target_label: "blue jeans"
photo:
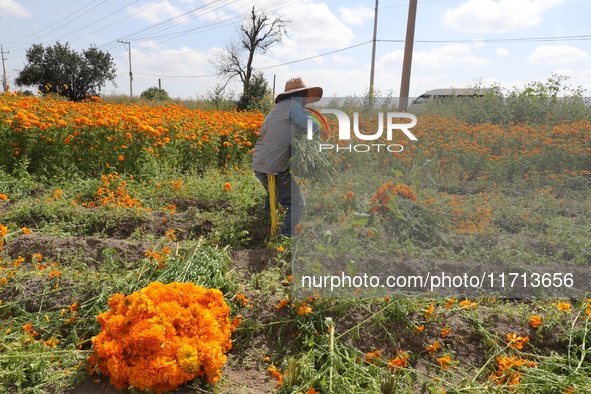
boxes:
[255,170,304,237]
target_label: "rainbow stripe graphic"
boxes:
[305,107,329,130]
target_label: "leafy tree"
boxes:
[140,87,170,101]
[211,6,288,92]
[236,71,273,113]
[15,42,117,101]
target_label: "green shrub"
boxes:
[140,86,170,101]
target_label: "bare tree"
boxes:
[212,6,288,91]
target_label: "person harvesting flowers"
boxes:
[252,77,322,237]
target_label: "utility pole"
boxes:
[368,0,379,100]
[398,0,418,112]
[118,40,133,97]
[1,45,8,92]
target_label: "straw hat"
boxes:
[275,77,323,104]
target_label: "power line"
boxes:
[5,0,101,47]
[110,0,300,50]
[106,0,302,62]
[258,41,372,70]
[52,0,144,44]
[102,0,241,51]
[134,71,217,78]
[131,41,371,79]
[9,0,110,51]
[378,35,591,44]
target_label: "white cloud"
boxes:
[128,0,191,24]
[338,5,374,26]
[0,0,30,18]
[529,45,589,64]
[270,2,354,62]
[379,44,492,68]
[197,1,353,66]
[495,48,509,56]
[444,0,565,33]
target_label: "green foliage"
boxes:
[205,84,236,111]
[15,42,117,101]
[236,71,273,113]
[139,86,170,101]
[414,73,590,125]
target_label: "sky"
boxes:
[1,0,590,100]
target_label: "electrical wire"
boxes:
[378,35,591,44]
[4,0,101,46]
[9,0,110,51]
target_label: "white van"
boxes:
[412,88,492,105]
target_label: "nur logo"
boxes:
[306,109,417,153]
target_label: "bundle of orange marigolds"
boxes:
[87,281,234,391]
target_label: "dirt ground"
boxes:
[0,199,571,393]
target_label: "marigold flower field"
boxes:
[0,93,264,177]
[1,91,591,393]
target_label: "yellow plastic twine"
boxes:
[268,174,280,237]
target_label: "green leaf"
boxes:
[352,212,370,226]
[386,195,404,219]
[346,260,357,277]
[311,260,322,274]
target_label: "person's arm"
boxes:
[290,99,320,137]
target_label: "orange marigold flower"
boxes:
[529,315,542,328]
[23,322,39,337]
[0,194,7,200]
[388,350,409,370]
[268,364,283,387]
[345,191,355,199]
[276,299,289,310]
[88,282,233,391]
[459,300,477,309]
[437,355,451,370]
[414,324,425,333]
[365,350,382,364]
[424,301,435,321]
[426,342,442,355]
[445,298,455,309]
[118,155,124,161]
[21,227,32,234]
[441,327,451,338]
[296,302,313,315]
[507,333,529,349]
[235,293,249,306]
[223,182,232,191]
[556,302,571,312]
